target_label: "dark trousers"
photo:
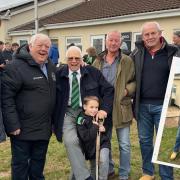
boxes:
[10,138,49,180]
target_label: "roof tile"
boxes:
[10,0,180,31]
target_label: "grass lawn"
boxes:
[158,126,180,165]
[0,120,180,180]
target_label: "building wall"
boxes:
[0,0,83,42]
[47,16,180,63]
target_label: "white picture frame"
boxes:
[152,56,180,168]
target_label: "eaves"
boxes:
[8,8,180,36]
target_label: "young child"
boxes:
[76,96,110,180]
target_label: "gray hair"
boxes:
[106,31,121,40]
[141,21,162,34]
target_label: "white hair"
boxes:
[29,33,51,46]
[141,21,162,34]
[66,46,82,58]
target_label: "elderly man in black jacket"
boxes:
[53,46,114,180]
[1,33,56,180]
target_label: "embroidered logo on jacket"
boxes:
[52,72,56,81]
[33,76,43,80]
[77,117,85,125]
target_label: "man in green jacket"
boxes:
[93,31,135,180]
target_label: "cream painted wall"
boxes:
[7,0,83,28]
[11,30,48,44]
[1,0,83,41]
[48,16,180,63]
[0,21,7,41]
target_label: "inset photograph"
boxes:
[153,57,180,168]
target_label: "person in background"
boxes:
[1,33,56,180]
[11,42,20,60]
[172,31,180,48]
[49,43,59,66]
[2,42,13,62]
[0,41,4,52]
[12,42,20,53]
[83,47,97,65]
[0,41,6,69]
[93,31,135,180]
[76,96,110,180]
[130,21,179,180]
[53,46,114,180]
[172,31,180,57]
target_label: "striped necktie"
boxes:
[71,71,80,110]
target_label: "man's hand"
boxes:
[0,64,5,68]
[96,110,107,121]
[10,129,21,136]
[124,88,128,96]
[99,125,105,132]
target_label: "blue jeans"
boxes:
[106,124,115,175]
[138,103,173,180]
[116,126,131,179]
[174,126,180,152]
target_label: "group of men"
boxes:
[0,41,20,68]
[0,21,179,180]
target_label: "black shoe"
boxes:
[85,176,94,180]
[108,171,115,177]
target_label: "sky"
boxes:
[0,0,33,11]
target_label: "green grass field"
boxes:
[158,126,180,165]
[0,120,180,180]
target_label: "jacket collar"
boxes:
[135,37,178,58]
[98,48,122,62]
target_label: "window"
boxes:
[19,39,28,46]
[132,32,142,50]
[66,37,82,50]
[90,35,105,54]
[121,32,132,52]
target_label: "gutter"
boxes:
[44,8,180,29]
[8,8,180,35]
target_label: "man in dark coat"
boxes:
[53,46,114,180]
[1,33,56,180]
[131,21,179,180]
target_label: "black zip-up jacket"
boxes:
[53,65,114,142]
[76,112,110,160]
[130,38,179,119]
[1,45,56,140]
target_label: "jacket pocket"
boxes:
[120,99,133,123]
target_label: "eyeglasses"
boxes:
[67,57,81,61]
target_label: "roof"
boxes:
[10,0,180,32]
[0,0,33,12]
[0,0,47,15]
